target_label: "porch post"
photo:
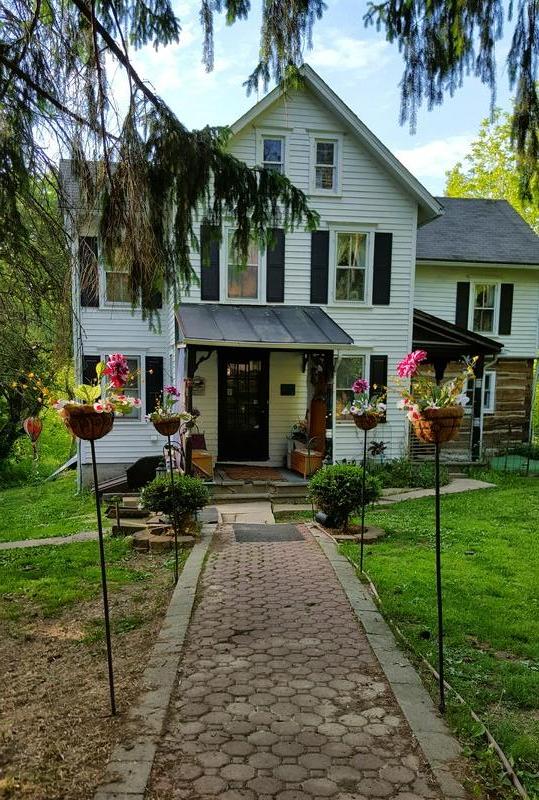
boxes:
[325,351,334,463]
[471,354,485,461]
[185,346,197,476]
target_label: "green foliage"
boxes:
[370,457,450,489]
[0,408,73,487]
[308,464,381,530]
[340,477,539,795]
[446,110,539,233]
[0,473,108,543]
[140,474,209,518]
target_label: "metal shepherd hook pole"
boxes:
[90,439,116,716]
[360,428,368,572]
[434,441,446,713]
[166,434,180,585]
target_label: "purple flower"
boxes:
[352,378,369,394]
[164,385,180,396]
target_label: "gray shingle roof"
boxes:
[417,197,539,265]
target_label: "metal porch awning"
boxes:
[176,303,354,349]
[413,308,503,357]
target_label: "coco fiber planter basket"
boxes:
[413,406,464,444]
[353,413,381,431]
[60,404,114,441]
[152,417,183,436]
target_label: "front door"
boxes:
[218,350,269,461]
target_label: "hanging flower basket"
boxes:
[23,416,43,443]
[412,406,464,444]
[152,417,184,436]
[353,413,381,431]
[60,404,114,441]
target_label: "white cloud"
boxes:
[395,135,474,182]
[309,34,389,72]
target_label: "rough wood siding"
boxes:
[415,264,539,358]
[78,307,170,466]
[483,359,534,450]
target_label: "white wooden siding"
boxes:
[415,264,539,358]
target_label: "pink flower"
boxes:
[406,405,421,422]
[164,385,180,396]
[396,350,428,378]
[103,353,130,389]
[352,378,369,394]
[132,398,142,407]
[93,402,114,413]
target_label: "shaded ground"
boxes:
[147,523,462,800]
[0,546,184,800]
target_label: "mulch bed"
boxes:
[0,554,174,800]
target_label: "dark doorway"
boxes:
[218,350,269,461]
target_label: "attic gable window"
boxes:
[262,137,284,173]
[315,139,337,191]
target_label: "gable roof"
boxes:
[413,308,503,356]
[230,64,443,226]
[417,197,539,266]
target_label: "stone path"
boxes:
[0,530,97,550]
[147,524,465,800]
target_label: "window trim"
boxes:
[334,353,367,425]
[256,130,288,176]
[309,133,342,195]
[329,228,373,306]
[482,371,496,414]
[469,281,499,335]
[221,228,267,304]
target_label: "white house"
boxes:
[61,65,539,486]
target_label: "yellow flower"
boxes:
[11,381,17,388]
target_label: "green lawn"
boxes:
[340,475,539,797]
[0,407,73,487]
[0,473,109,542]
[0,537,153,620]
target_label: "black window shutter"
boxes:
[266,228,285,303]
[200,225,220,301]
[82,355,101,385]
[369,355,388,422]
[145,357,164,414]
[142,286,163,309]
[455,282,470,328]
[498,283,514,335]
[372,232,392,305]
[79,236,99,307]
[310,231,329,304]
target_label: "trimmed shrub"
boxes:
[370,457,449,489]
[308,464,382,531]
[140,474,209,520]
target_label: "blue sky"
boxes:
[120,0,516,195]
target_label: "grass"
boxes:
[0,472,110,543]
[0,408,73,487]
[0,537,156,620]
[339,473,539,797]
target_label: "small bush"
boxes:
[370,457,449,489]
[140,474,209,519]
[308,464,381,531]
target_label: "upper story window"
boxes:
[335,232,367,302]
[262,137,284,174]
[105,261,130,304]
[227,233,259,300]
[472,283,497,333]
[315,139,337,191]
[335,355,365,421]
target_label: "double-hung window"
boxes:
[315,140,337,191]
[472,284,497,333]
[106,355,141,420]
[335,355,365,421]
[335,232,367,302]
[104,261,131,304]
[227,232,259,300]
[483,372,496,413]
[262,137,284,173]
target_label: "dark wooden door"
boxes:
[218,350,269,461]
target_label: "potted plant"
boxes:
[147,385,191,436]
[343,378,386,430]
[54,353,141,440]
[395,350,474,443]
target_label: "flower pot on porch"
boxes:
[412,406,464,444]
[352,413,380,431]
[60,404,114,441]
[152,417,183,436]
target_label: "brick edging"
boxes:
[94,524,216,800]
[310,524,468,800]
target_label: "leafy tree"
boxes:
[446,110,539,233]
[0,0,538,315]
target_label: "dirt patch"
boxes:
[0,553,175,800]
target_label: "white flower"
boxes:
[456,393,470,406]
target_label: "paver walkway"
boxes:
[147,524,460,800]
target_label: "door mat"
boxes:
[233,524,304,543]
[223,466,285,482]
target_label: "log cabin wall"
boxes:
[483,359,534,452]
